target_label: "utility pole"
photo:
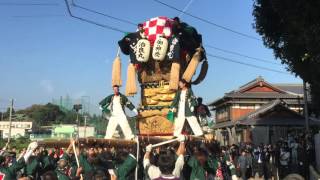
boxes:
[303,80,309,132]
[84,115,87,138]
[73,104,82,139]
[8,99,14,143]
[76,113,79,139]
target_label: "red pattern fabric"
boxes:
[0,172,5,180]
[143,16,173,45]
[216,166,224,179]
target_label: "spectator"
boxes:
[237,150,248,180]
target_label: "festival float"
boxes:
[116,16,209,136]
[40,16,211,148]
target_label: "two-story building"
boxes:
[209,76,320,145]
[0,121,33,139]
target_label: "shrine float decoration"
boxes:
[113,16,208,136]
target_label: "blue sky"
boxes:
[0,0,301,114]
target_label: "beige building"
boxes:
[0,121,33,139]
[51,124,95,139]
[78,126,95,138]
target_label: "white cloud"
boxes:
[40,80,54,94]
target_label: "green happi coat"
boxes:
[79,154,94,175]
[99,93,135,115]
[188,155,219,180]
[25,157,41,178]
[0,158,25,180]
[115,154,137,180]
[55,169,71,180]
[170,88,198,117]
[60,153,78,178]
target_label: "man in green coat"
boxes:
[114,153,137,180]
[0,142,38,180]
[55,158,83,180]
[170,79,203,136]
[99,85,138,140]
[187,147,219,180]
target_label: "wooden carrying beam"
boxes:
[37,136,209,148]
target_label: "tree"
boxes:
[253,0,320,116]
[17,103,67,126]
[89,114,107,135]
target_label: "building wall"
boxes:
[0,121,32,139]
[51,125,96,139]
[216,106,229,123]
[230,104,261,121]
[78,126,95,138]
[216,104,262,122]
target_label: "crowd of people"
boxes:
[225,133,315,180]
[0,133,315,180]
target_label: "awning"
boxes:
[238,117,320,126]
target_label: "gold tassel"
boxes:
[125,63,137,96]
[169,61,180,90]
[111,48,122,87]
[182,51,201,82]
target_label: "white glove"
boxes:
[146,144,152,152]
[108,169,115,175]
[177,135,186,142]
[99,106,103,110]
[27,142,38,151]
[133,109,138,116]
[231,175,238,180]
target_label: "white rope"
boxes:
[116,46,121,57]
[135,137,139,180]
[151,138,179,148]
[72,141,83,180]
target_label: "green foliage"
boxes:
[89,114,107,135]
[0,137,31,151]
[5,103,106,136]
[17,103,66,126]
[253,0,320,115]
[15,103,79,126]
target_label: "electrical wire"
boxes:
[64,2,275,67]
[11,15,65,18]
[64,0,126,33]
[178,0,195,18]
[0,2,59,6]
[206,45,281,65]
[63,1,289,75]
[206,53,290,75]
[71,2,137,26]
[152,0,261,41]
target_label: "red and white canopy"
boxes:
[142,16,173,45]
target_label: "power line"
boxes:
[63,1,289,75]
[0,2,59,6]
[206,53,290,75]
[64,0,126,33]
[205,45,281,65]
[178,0,195,18]
[71,2,137,26]
[65,2,275,67]
[11,15,65,18]
[152,0,261,41]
